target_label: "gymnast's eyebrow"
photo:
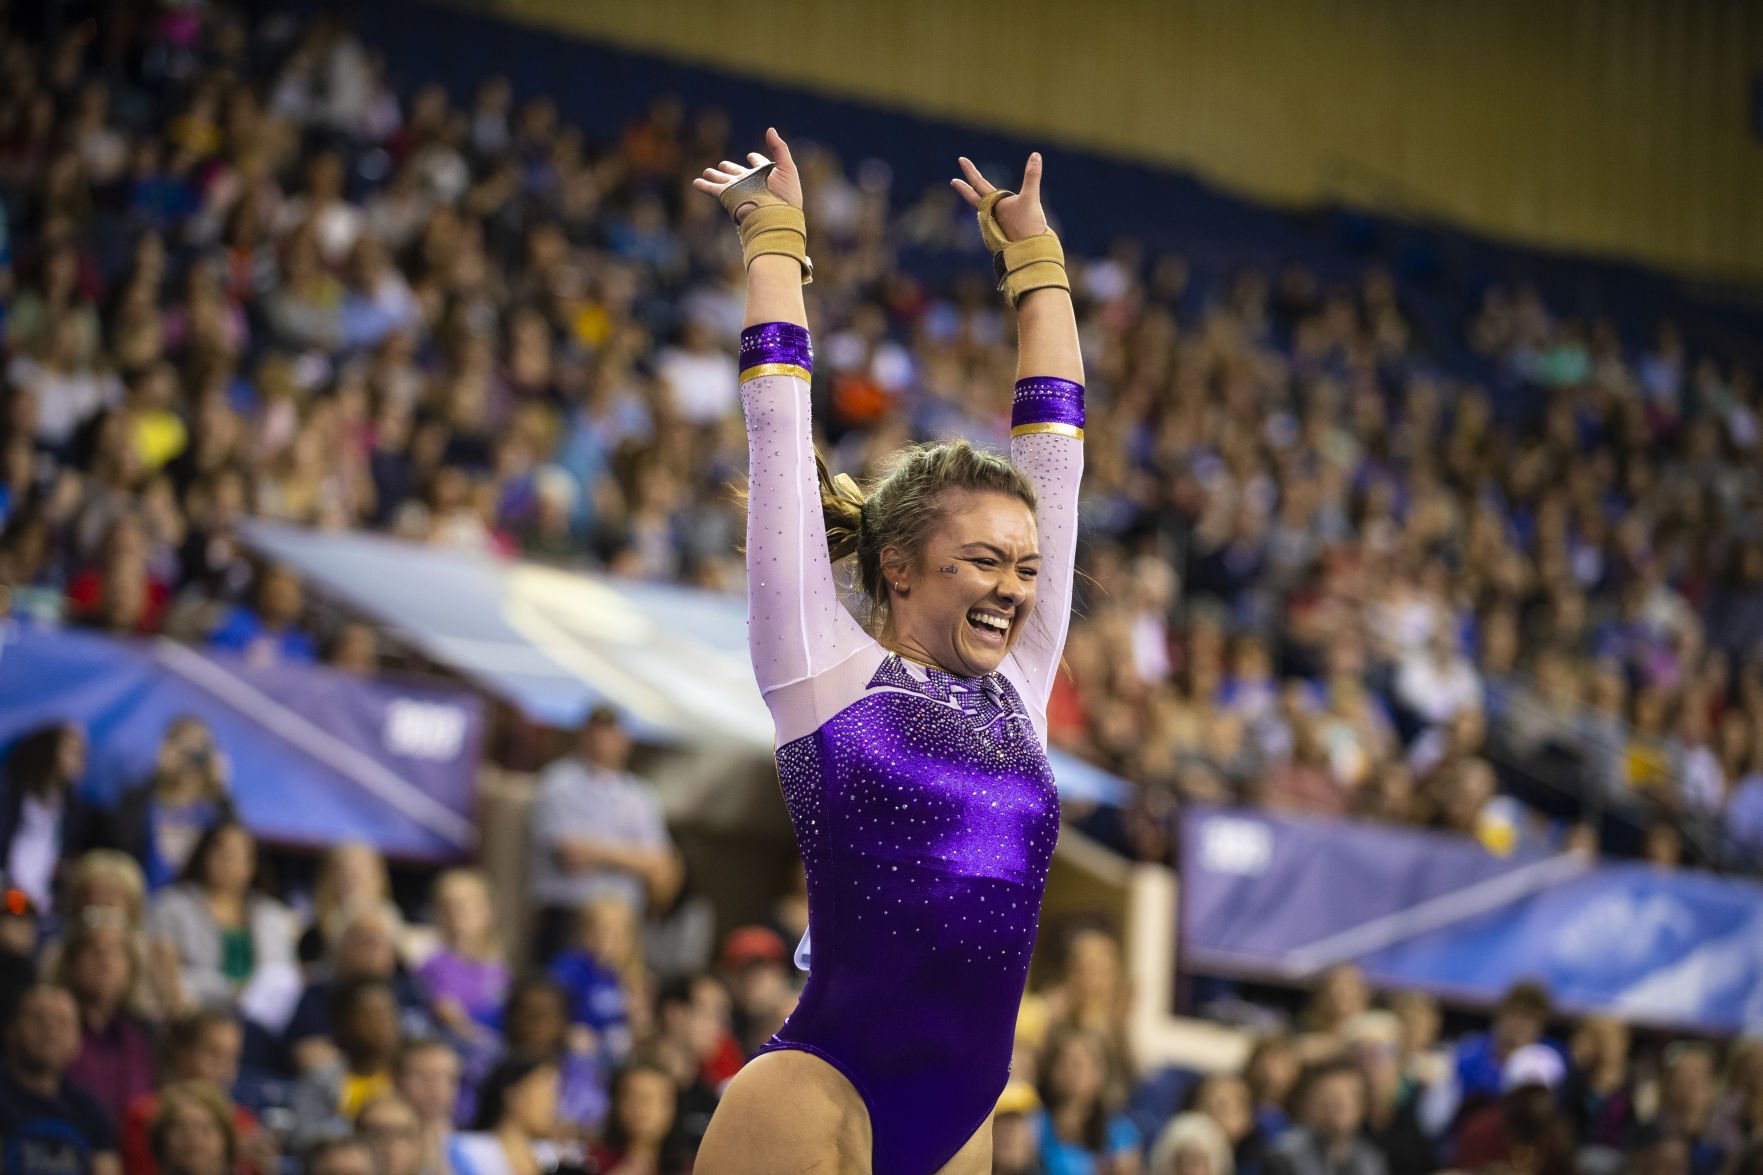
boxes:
[962,542,1041,562]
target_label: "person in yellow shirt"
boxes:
[289,978,402,1149]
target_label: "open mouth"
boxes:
[966,609,1011,645]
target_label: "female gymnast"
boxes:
[692,128,1084,1175]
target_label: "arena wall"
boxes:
[489,0,1763,283]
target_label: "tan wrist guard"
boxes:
[719,163,813,285]
[977,189,1068,307]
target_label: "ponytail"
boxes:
[815,452,867,564]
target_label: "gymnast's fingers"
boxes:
[950,178,983,209]
[1021,152,1043,202]
[957,156,994,195]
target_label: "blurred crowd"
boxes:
[2,0,1763,1173]
[0,707,751,1175]
[8,732,1763,1175]
[1,0,1760,880]
[1001,953,1763,1175]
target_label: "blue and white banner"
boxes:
[1180,807,1763,1033]
[242,521,1132,806]
[0,625,483,859]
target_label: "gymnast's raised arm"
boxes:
[951,152,1086,722]
[695,129,870,698]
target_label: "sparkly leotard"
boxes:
[739,322,1084,1174]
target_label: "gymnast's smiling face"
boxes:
[882,488,1039,678]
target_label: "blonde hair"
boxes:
[313,842,390,926]
[431,868,502,960]
[151,1080,238,1166]
[49,907,155,1022]
[812,440,1036,628]
[1150,1112,1235,1175]
[65,850,148,926]
[323,896,407,950]
[575,896,641,984]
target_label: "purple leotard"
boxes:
[739,322,1083,1174]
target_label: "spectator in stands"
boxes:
[62,850,150,929]
[549,897,636,1061]
[392,1039,462,1175]
[68,513,171,636]
[1264,1059,1385,1175]
[299,843,394,967]
[586,1056,691,1175]
[1650,1042,1726,1175]
[0,887,39,1027]
[289,977,403,1148]
[1452,981,1557,1116]
[354,1094,424,1175]
[146,1082,236,1175]
[1039,929,1132,1064]
[1395,627,1482,733]
[492,976,607,1137]
[325,623,381,677]
[528,707,680,963]
[207,564,317,666]
[716,924,793,1059]
[453,1055,561,1175]
[286,901,432,1074]
[1561,1015,1638,1154]
[302,1137,376,1175]
[993,1080,1048,1174]
[1033,1024,1141,1174]
[1452,1044,1573,1175]
[415,869,508,1038]
[148,820,299,1020]
[1298,964,1371,1049]
[1342,1012,1434,1175]
[109,717,236,890]
[120,1009,262,1175]
[0,721,97,910]
[1149,1113,1235,1175]
[1184,1074,1263,1175]
[1243,1036,1301,1141]
[648,976,727,1153]
[1711,1039,1763,1158]
[1385,992,1442,1092]
[51,910,158,1122]
[0,984,121,1175]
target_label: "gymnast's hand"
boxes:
[692,126,803,222]
[951,151,1048,242]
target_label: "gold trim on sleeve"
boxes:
[1009,421,1084,439]
[739,363,813,384]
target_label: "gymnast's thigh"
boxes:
[695,1048,875,1175]
[932,1116,994,1175]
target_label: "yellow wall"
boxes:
[493,0,1763,283]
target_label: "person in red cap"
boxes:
[717,926,791,1058]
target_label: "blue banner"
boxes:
[1180,807,1763,1033]
[0,625,483,859]
[242,521,1132,806]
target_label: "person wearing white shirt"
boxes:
[655,320,739,426]
[0,725,95,911]
[527,708,681,964]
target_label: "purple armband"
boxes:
[739,322,814,383]
[1010,377,1085,439]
